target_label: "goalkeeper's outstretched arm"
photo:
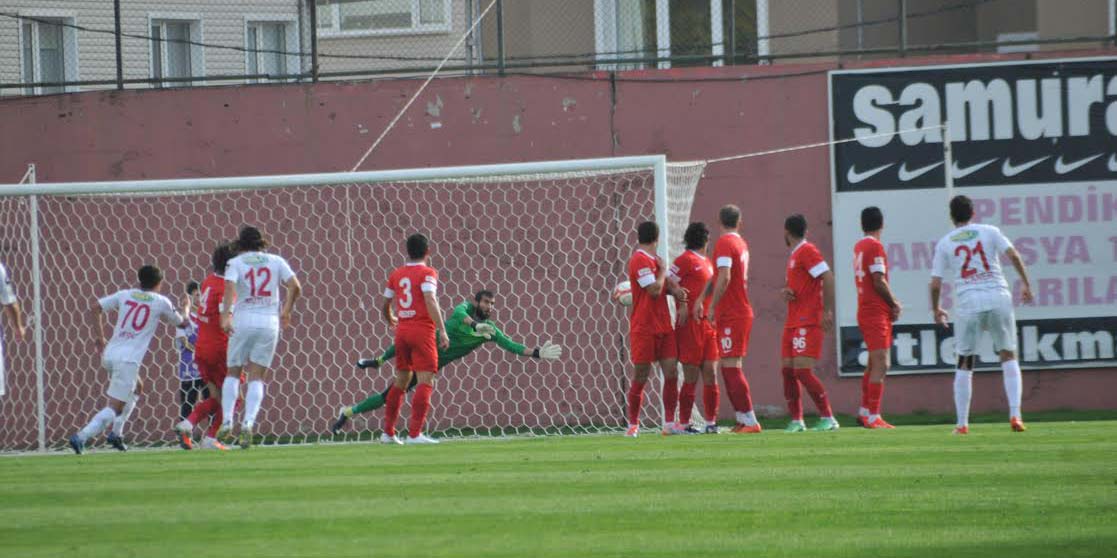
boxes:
[491,326,562,361]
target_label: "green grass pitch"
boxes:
[2,417,1115,558]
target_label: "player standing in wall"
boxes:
[380,233,451,444]
[930,195,1034,434]
[853,207,902,429]
[0,260,27,400]
[218,227,302,449]
[174,281,206,421]
[780,215,839,433]
[70,265,190,454]
[705,205,761,434]
[669,223,721,434]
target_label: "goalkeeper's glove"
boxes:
[471,322,496,340]
[532,341,563,361]
[356,357,382,369]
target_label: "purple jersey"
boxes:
[175,319,200,381]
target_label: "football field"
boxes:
[2,416,1115,558]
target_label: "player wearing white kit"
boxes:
[69,265,190,454]
[930,195,1034,435]
[1,261,28,399]
[217,226,302,449]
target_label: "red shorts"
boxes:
[716,316,753,359]
[857,315,893,352]
[677,319,718,366]
[194,345,228,386]
[396,327,439,372]
[782,326,823,359]
[630,330,677,365]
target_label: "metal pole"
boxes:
[25,165,47,452]
[943,122,955,205]
[727,0,736,64]
[496,0,505,76]
[309,0,319,82]
[465,0,474,74]
[898,0,907,57]
[113,0,124,90]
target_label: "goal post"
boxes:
[0,155,706,451]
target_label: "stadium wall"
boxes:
[1,49,1114,422]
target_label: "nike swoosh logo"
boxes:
[951,158,997,179]
[847,163,894,184]
[1110,154,1117,172]
[1001,156,1049,177]
[897,161,943,182]
[1055,154,1102,174]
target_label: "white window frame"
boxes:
[244,16,300,83]
[317,0,452,38]
[996,31,1040,54]
[148,14,205,88]
[18,10,80,95]
[594,0,726,71]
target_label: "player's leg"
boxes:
[658,332,684,435]
[625,331,656,437]
[336,367,420,434]
[990,300,1025,431]
[786,327,836,432]
[239,361,270,449]
[219,329,247,436]
[380,368,411,443]
[718,317,758,432]
[700,360,719,433]
[405,371,438,443]
[856,319,871,427]
[864,349,893,428]
[108,380,140,451]
[71,361,132,454]
[677,364,700,433]
[356,344,396,369]
[952,312,979,434]
[781,351,805,432]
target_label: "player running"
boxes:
[0,260,27,400]
[853,207,902,429]
[330,290,562,435]
[624,221,687,438]
[705,205,761,434]
[779,214,839,433]
[175,243,236,450]
[669,222,720,434]
[380,233,451,444]
[218,227,302,449]
[930,195,1034,435]
[70,265,190,454]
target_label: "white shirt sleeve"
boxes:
[160,297,184,325]
[277,257,296,282]
[992,226,1014,254]
[420,274,438,293]
[0,263,15,305]
[930,239,949,278]
[715,256,732,269]
[808,261,830,278]
[98,291,122,312]
[223,258,241,282]
[668,264,681,282]
[868,257,886,274]
[635,267,656,288]
[383,288,395,299]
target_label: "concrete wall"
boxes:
[2,49,1115,433]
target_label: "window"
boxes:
[150,19,202,87]
[316,0,451,36]
[20,16,77,95]
[595,0,752,70]
[247,21,298,82]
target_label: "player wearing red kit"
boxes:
[175,243,236,450]
[624,221,687,438]
[669,222,720,434]
[853,207,902,429]
[779,214,838,432]
[381,233,450,445]
[705,205,760,434]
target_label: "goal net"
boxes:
[0,156,705,451]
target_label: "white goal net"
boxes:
[0,156,705,451]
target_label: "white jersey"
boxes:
[99,289,183,364]
[931,223,1014,313]
[0,262,15,306]
[224,251,296,328]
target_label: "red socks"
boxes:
[702,383,720,423]
[860,371,871,410]
[868,381,885,415]
[678,382,697,424]
[795,368,833,417]
[383,385,405,437]
[187,397,217,426]
[720,367,753,413]
[627,380,646,426]
[782,367,803,420]
[408,383,434,438]
[662,379,679,424]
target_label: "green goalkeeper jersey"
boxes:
[380,301,526,368]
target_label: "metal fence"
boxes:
[2,0,1115,96]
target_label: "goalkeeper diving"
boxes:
[331,290,563,435]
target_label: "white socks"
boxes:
[1002,359,1022,419]
[111,393,139,436]
[221,376,241,426]
[735,411,757,427]
[243,380,265,428]
[859,407,870,417]
[77,407,117,442]
[954,369,973,427]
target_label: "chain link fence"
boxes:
[2,0,1115,96]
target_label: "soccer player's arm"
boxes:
[452,302,493,338]
[489,326,561,361]
[668,262,688,325]
[422,273,450,349]
[220,260,239,333]
[93,292,119,351]
[868,245,901,320]
[0,266,25,341]
[806,249,835,332]
[997,230,1034,304]
[381,280,397,329]
[707,246,732,321]
[929,240,949,327]
[279,259,301,329]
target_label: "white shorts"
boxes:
[0,339,6,397]
[953,296,1018,356]
[103,358,141,402]
[227,325,279,369]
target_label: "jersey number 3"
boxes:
[398,278,414,308]
[955,242,991,279]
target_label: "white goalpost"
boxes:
[0,155,706,451]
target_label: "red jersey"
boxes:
[785,240,829,328]
[854,236,891,319]
[194,273,228,349]
[386,263,439,332]
[670,250,714,316]
[712,232,753,321]
[627,249,673,335]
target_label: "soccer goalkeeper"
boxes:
[331,290,562,437]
